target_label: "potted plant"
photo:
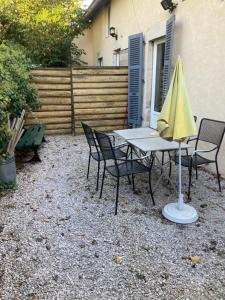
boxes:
[0,42,40,185]
[0,111,25,184]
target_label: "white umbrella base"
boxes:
[162,203,198,224]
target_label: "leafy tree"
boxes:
[0,0,87,66]
[0,42,40,153]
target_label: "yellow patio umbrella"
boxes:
[157,56,198,224]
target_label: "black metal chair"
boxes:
[173,118,225,198]
[81,122,128,191]
[94,130,155,215]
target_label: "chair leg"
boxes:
[169,159,172,178]
[188,158,193,199]
[167,152,172,185]
[87,153,91,179]
[194,155,198,180]
[148,171,155,206]
[115,177,120,215]
[161,151,165,174]
[132,174,135,191]
[195,166,198,180]
[96,161,100,191]
[215,161,222,192]
[100,164,106,199]
[127,175,131,185]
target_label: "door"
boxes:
[150,39,165,128]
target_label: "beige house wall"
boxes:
[76,0,225,176]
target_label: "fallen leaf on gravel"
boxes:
[113,255,123,264]
[0,192,7,197]
[182,255,200,265]
[0,234,16,241]
[43,217,50,223]
[79,243,85,249]
[91,239,97,245]
[190,256,200,264]
[56,216,71,225]
[0,204,15,209]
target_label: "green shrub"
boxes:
[0,0,87,67]
[0,42,40,154]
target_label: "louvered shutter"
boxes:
[162,15,175,102]
[128,33,144,126]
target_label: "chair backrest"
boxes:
[94,130,117,162]
[81,121,98,149]
[197,118,225,149]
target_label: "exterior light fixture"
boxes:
[109,27,118,40]
[161,0,177,13]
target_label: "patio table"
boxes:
[114,127,157,140]
[114,128,191,193]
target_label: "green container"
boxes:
[0,155,16,183]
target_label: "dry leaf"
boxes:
[0,204,15,209]
[182,255,200,265]
[190,256,200,264]
[0,234,16,241]
[43,217,50,223]
[113,255,123,264]
[56,216,71,225]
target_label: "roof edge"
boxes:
[85,0,110,20]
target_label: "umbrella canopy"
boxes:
[157,56,198,224]
[157,57,197,140]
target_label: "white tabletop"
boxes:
[128,137,190,152]
[114,127,157,140]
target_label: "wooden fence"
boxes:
[27,68,72,135]
[72,67,128,134]
[27,67,128,135]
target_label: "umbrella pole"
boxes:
[162,141,198,224]
[178,142,184,210]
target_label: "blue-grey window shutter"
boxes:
[162,15,175,102]
[128,32,144,126]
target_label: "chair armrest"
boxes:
[106,133,116,146]
[117,154,152,162]
[98,131,116,146]
[191,146,218,158]
[187,137,197,144]
[113,142,128,149]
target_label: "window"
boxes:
[119,49,128,66]
[113,49,128,66]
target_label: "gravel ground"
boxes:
[0,135,225,300]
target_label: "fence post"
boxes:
[70,66,75,135]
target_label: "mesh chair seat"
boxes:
[174,154,214,167]
[91,149,127,161]
[106,161,149,177]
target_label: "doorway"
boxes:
[150,39,165,128]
